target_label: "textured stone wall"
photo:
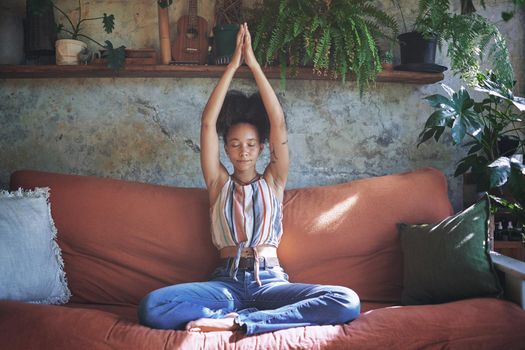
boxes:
[1,0,523,212]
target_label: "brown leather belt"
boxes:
[220,245,277,259]
[221,256,280,270]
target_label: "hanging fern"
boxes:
[249,0,398,95]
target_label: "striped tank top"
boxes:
[210,175,283,250]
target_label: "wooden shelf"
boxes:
[494,241,525,261]
[0,64,444,84]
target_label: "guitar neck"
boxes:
[188,0,197,26]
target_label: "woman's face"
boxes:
[225,123,264,172]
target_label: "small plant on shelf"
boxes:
[381,49,394,71]
[30,0,126,69]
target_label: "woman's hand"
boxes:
[243,23,259,69]
[228,24,245,70]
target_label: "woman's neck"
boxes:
[232,171,260,185]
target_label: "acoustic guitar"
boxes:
[171,0,208,64]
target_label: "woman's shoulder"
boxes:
[209,173,231,208]
[262,173,285,204]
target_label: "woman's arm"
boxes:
[200,25,246,200]
[243,23,289,194]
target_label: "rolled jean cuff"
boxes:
[235,314,255,335]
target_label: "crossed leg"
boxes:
[137,280,243,331]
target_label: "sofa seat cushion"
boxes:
[60,302,399,324]
[2,298,524,349]
[63,303,140,323]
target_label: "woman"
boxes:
[138,23,360,335]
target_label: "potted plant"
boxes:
[417,71,525,210]
[392,0,513,86]
[29,0,125,69]
[390,0,441,71]
[501,0,524,21]
[381,48,394,71]
[212,0,243,65]
[249,0,398,94]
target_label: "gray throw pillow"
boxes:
[0,187,71,304]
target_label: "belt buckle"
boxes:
[240,250,254,258]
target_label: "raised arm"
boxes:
[243,23,289,195]
[200,25,246,201]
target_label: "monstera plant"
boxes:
[418,71,525,222]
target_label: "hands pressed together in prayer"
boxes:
[228,22,259,71]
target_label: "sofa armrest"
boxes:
[490,251,525,310]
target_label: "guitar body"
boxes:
[172,15,208,64]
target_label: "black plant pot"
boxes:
[24,0,56,64]
[398,31,436,64]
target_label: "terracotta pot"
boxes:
[381,63,393,71]
[55,39,87,65]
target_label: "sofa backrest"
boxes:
[280,167,453,303]
[11,167,453,305]
[10,170,218,305]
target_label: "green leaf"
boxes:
[453,87,473,111]
[103,13,115,34]
[424,94,454,109]
[441,84,456,98]
[455,154,477,176]
[507,161,525,205]
[463,111,483,137]
[425,110,452,128]
[434,126,445,141]
[417,128,435,147]
[104,41,126,70]
[488,157,511,187]
[451,116,467,144]
[476,73,525,111]
[468,143,483,154]
[473,102,484,113]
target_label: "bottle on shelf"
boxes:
[495,221,504,241]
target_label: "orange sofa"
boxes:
[2,168,525,349]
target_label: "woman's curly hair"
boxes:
[216,90,270,144]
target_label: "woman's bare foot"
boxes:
[186,312,240,332]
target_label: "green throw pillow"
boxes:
[397,194,503,305]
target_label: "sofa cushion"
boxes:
[0,187,71,304]
[279,167,454,303]
[1,298,524,349]
[10,170,219,305]
[398,194,503,305]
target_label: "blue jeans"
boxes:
[137,265,360,335]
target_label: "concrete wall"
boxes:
[1,0,523,212]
